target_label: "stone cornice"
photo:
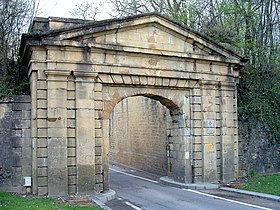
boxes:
[44,70,71,76]
[26,40,242,65]
[97,73,199,89]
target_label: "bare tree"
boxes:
[108,0,187,18]
[69,0,103,20]
[0,0,39,94]
[107,0,212,30]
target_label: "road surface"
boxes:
[106,165,279,210]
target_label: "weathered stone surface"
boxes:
[0,96,31,193]
[110,96,170,176]
[239,119,280,176]
[48,137,68,196]
[16,13,244,196]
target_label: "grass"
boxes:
[0,192,102,210]
[237,174,280,196]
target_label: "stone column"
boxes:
[219,83,237,181]
[45,70,70,196]
[190,84,203,183]
[30,70,38,194]
[168,93,192,183]
[182,94,192,183]
[74,72,97,194]
[168,110,184,182]
[200,82,218,183]
[102,118,110,191]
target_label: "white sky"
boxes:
[37,0,113,20]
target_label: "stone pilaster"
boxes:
[159,92,192,183]
[45,70,70,196]
[94,82,104,193]
[102,118,109,191]
[67,74,77,194]
[190,85,203,182]
[182,93,192,183]
[74,71,97,194]
[200,82,218,183]
[219,83,237,181]
[30,70,38,194]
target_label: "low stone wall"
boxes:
[0,95,31,193]
[238,118,280,176]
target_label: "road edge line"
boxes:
[109,168,159,184]
[185,189,273,210]
[220,187,280,202]
[125,201,143,210]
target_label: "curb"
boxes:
[92,199,112,210]
[220,187,280,202]
[160,176,219,190]
[91,190,116,210]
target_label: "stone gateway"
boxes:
[18,13,245,196]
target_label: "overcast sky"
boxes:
[37,0,112,20]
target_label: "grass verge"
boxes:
[237,174,280,196]
[0,192,102,210]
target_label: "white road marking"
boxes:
[110,166,273,210]
[185,189,273,210]
[125,201,143,210]
[109,168,159,184]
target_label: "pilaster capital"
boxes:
[218,81,237,88]
[45,70,71,81]
[199,80,220,90]
[73,71,98,83]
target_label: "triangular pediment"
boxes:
[25,13,245,64]
[77,23,221,57]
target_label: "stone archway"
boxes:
[20,13,245,196]
[101,85,193,191]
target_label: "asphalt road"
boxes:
[106,165,279,210]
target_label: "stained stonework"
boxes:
[239,119,280,176]
[110,96,171,176]
[0,96,31,193]
[19,13,245,196]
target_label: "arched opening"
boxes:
[109,96,172,176]
[101,87,193,191]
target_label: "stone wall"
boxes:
[239,119,280,176]
[109,96,171,176]
[0,95,31,193]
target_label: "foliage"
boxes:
[238,174,280,196]
[108,0,280,144]
[0,192,102,209]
